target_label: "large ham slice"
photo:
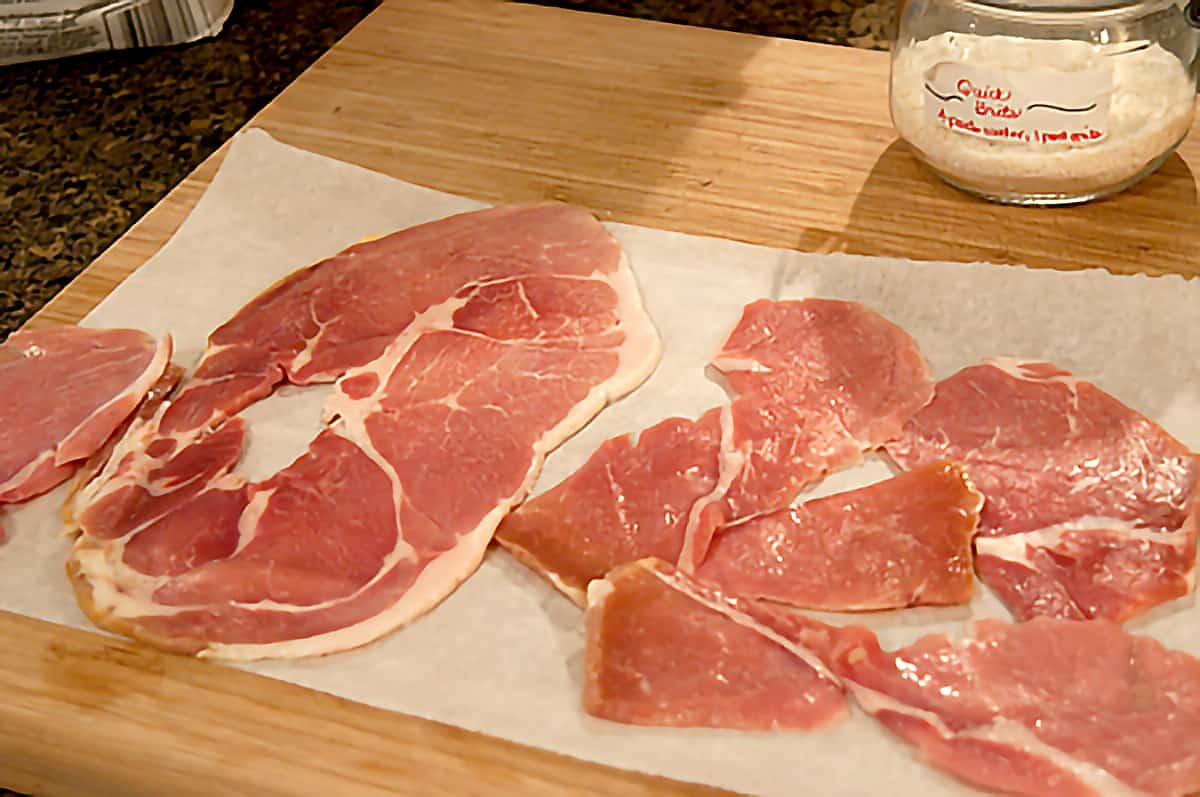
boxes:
[834,617,1200,797]
[584,558,849,730]
[0,326,171,541]
[496,299,934,603]
[886,358,1200,623]
[694,461,983,611]
[65,204,661,660]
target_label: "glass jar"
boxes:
[889,0,1200,205]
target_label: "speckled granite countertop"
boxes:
[0,0,892,338]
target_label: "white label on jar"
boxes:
[923,60,1113,146]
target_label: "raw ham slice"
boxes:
[694,461,983,611]
[496,409,723,605]
[678,298,935,570]
[65,204,661,659]
[584,558,848,730]
[833,617,1200,797]
[496,299,934,603]
[0,326,171,541]
[886,358,1200,623]
[62,364,184,527]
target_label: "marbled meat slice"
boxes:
[584,557,849,730]
[62,363,184,528]
[65,204,661,659]
[695,461,983,611]
[834,617,1200,797]
[0,326,171,541]
[886,358,1200,623]
[495,408,723,605]
[678,298,935,570]
[496,299,934,602]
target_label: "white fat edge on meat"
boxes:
[706,301,771,377]
[976,516,1195,570]
[108,295,492,638]
[985,356,1087,434]
[204,410,614,661]
[845,681,1151,797]
[985,356,1086,389]
[199,498,509,660]
[1,333,171,499]
[678,397,877,572]
[71,471,247,617]
[564,251,663,417]
[544,569,588,607]
[71,542,180,618]
[67,401,170,513]
[677,403,742,573]
[585,576,615,607]
[69,383,225,513]
[649,562,842,686]
[0,447,59,501]
[70,250,661,659]
[68,417,221,533]
[69,332,316,524]
[676,401,863,572]
[55,333,174,466]
[200,251,661,659]
[709,354,771,375]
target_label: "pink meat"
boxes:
[886,358,1200,623]
[834,617,1200,797]
[0,326,170,540]
[678,298,935,570]
[495,409,723,606]
[694,461,983,611]
[496,299,934,602]
[583,557,848,730]
[65,204,661,659]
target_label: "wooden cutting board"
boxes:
[7,1,1199,794]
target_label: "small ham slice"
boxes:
[496,299,934,603]
[887,358,1200,623]
[65,204,661,659]
[584,557,848,730]
[694,461,983,611]
[0,326,171,540]
[678,299,935,570]
[834,617,1200,797]
[497,409,723,605]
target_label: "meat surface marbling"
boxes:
[0,326,171,541]
[887,358,1199,623]
[695,461,983,611]
[65,204,661,659]
[584,558,849,730]
[496,298,935,602]
[835,617,1200,797]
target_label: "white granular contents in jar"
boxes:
[891,33,1197,198]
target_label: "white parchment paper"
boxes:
[4,129,1199,797]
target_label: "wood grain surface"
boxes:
[8,0,1200,794]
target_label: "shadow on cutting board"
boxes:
[833,139,1200,278]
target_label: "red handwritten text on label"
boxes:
[924,62,1111,147]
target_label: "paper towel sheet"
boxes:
[4,129,1198,797]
